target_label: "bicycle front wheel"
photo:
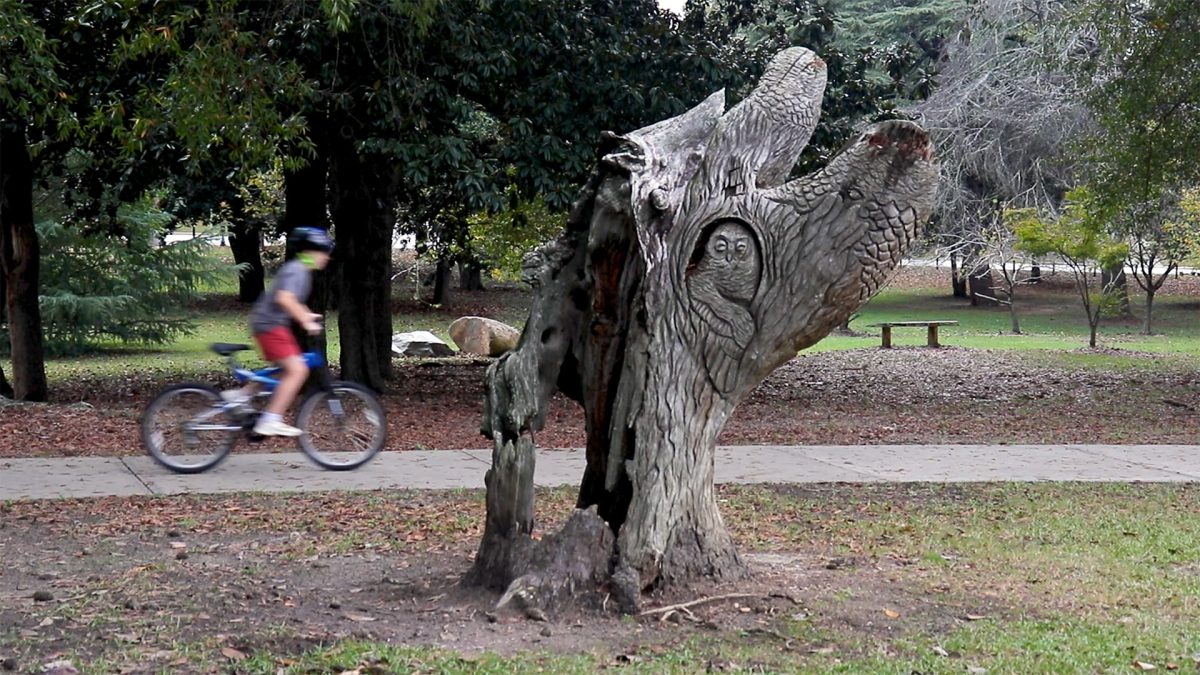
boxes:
[296,381,387,470]
[141,383,239,474]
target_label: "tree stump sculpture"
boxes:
[467,47,938,614]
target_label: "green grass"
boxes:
[146,484,1200,675]
[38,268,1200,386]
[43,307,343,384]
[812,282,1200,358]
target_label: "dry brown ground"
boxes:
[5,266,1200,458]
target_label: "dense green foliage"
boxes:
[1080,0,1200,210]
[31,203,232,355]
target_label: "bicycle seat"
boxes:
[211,343,252,356]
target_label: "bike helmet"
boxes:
[288,226,334,253]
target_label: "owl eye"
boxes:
[713,239,728,254]
[735,241,748,255]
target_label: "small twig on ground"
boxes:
[1162,399,1194,412]
[744,626,796,650]
[638,593,759,617]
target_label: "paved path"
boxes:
[3,445,1200,501]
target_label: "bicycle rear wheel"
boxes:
[296,381,386,470]
[141,383,239,473]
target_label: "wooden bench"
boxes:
[865,320,959,348]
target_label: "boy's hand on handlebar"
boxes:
[302,313,323,335]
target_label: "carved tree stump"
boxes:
[466,48,938,614]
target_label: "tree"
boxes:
[831,0,969,100]
[468,48,938,612]
[0,0,70,401]
[974,214,1037,334]
[1012,189,1128,348]
[1121,188,1200,334]
[1079,0,1200,206]
[912,0,1093,301]
[2,0,312,399]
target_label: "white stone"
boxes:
[391,331,455,357]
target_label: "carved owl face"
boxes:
[691,221,761,306]
[707,225,753,265]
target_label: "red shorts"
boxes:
[255,326,301,362]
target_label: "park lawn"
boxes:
[42,271,1200,386]
[4,483,1196,673]
[817,282,1200,360]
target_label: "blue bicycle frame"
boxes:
[232,351,326,392]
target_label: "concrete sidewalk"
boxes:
[3,444,1200,501]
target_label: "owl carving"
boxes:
[686,221,761,393]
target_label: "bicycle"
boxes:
[140,342,387,473]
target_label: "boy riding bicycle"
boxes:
[224,226,333,436]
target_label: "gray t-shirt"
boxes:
[249,259,312,334]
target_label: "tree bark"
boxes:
[283,158,333,359]
[0,122,48,402]
[0,362,11,399]
[228,220,265,303]
[968,265,996,306]
[328,132,393,391]
[431,258,453,305]
[459,260,485,291]
[1143,289,1155,335]
[950,251,967,297]
[468,48,938,614]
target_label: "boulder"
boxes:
[391,331,455,358]
[448,316,521,357]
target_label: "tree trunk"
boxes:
[1101,264,1130,317]
[950,251,967,297]
[283,158,332,359]
[1143,289,1155,335]
[228,220,265,303]
[1029,260,1042,283]
[0,258,6,325]
[459,260,485,291]
[0,122,48,402]
[968,265,996,306]
[0,362,11,399]
[432,258,453,304]
[468,48,938,615]
[1009,294,1021,334]
[328,132,393,391]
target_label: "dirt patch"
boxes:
[0,489,1003,673]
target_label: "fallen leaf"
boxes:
[883,608,900,619]
[964,613,988,621]
[220,647,247,661]
[344,613,376,622]
[1133,661,1157,671]
[932,646,949,657]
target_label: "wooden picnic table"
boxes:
[865,320,959,348]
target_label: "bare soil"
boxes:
[0,486,1006,674]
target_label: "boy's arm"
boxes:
[276,290,322,334]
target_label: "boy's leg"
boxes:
[252,326,307,437]
[265,355,308,416]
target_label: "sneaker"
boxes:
[220,390,254,414]
[253,419,303,437]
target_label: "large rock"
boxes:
[391,331,455,358]
[448,316,521,357]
